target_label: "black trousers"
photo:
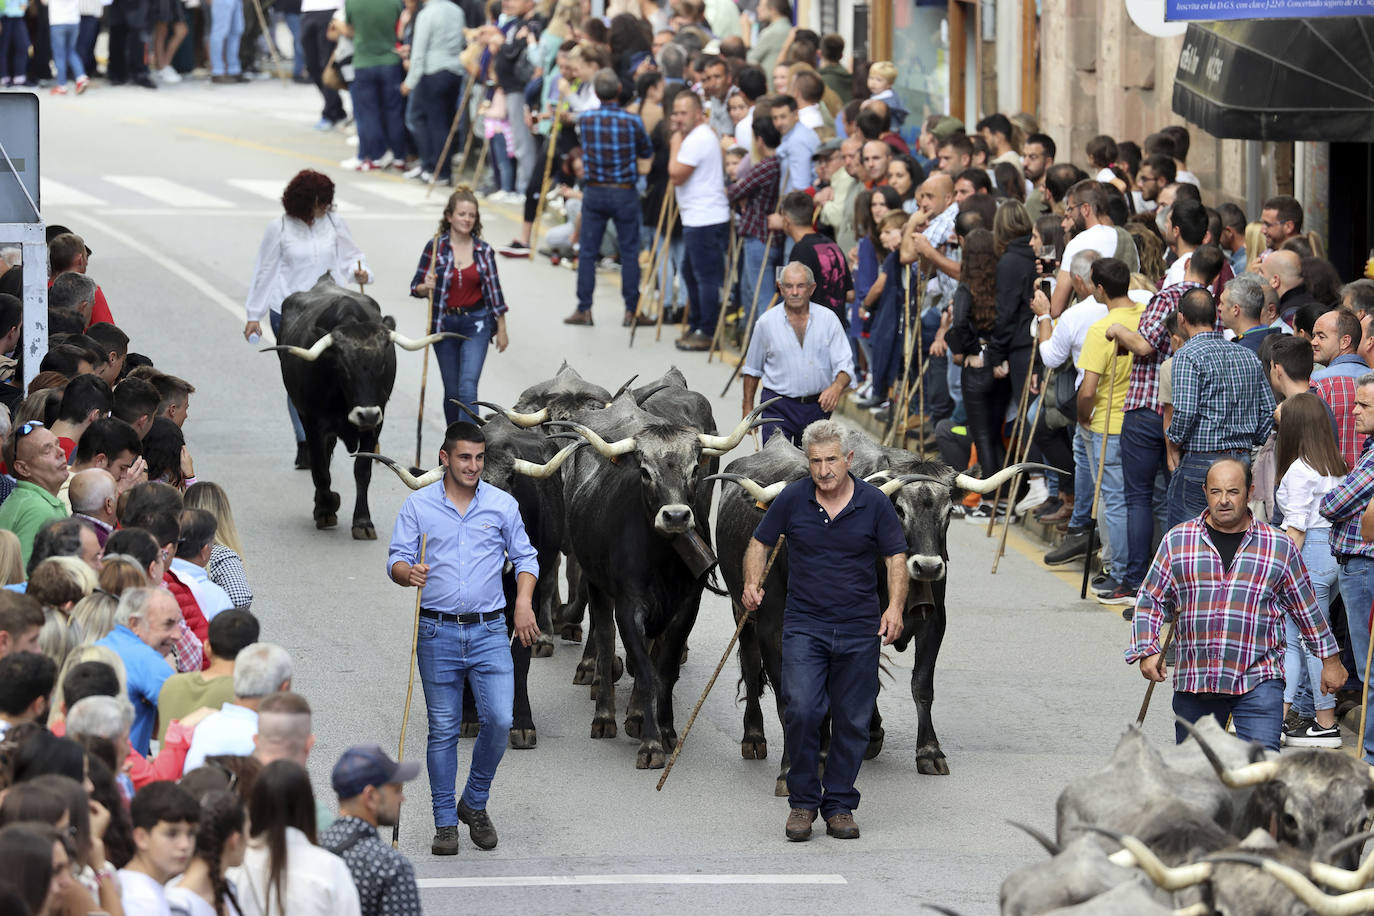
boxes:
[300,8,344,122]
[961,361,1011,476]
[107,0,149,81]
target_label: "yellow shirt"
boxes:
[1076,304,1145,434]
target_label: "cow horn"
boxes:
[632,383,671,406]
[511,442,584,479]
[352,452,444,489]
[474,401,550,427]
[953,462,1062,495]
[449,400,486,425]
[1175,716,1279,787]
[606,375,639,404]
[699,398,781,452]
[1079,826,1212,889]
[877,474,947,497]
[1006,820,1060,857]
[389,330,467,350]
[1204,853,1374,915]
[1172,906,1210,916]
[261,333,335,361]
[705,473,788,504]
[547,421,636,458]
[1309,830,1374,892]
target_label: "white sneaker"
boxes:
[403,165,424,179]
[374,151,395,169]
[1014,477,1050,515]
[339,156,363,169]
[159,66,182,84]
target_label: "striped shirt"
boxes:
[1127,512,1337,695]
[1167,330,1274,452]
[1319,438,1374,560]
[742,303,854,397]
[577,103,653,186]
[408,234,508,330]
[1123,281,1203,414]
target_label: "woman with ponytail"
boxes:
[167,790,247,916]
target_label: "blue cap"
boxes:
[331,745,420,799]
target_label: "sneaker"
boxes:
[375,151,395,169]
[339,156,364,169]
[498,241,530,258]
[403,164,425,179]
[74,75,88,94]
[964,504,1007,523]
[419,170,434,183]
[314,117,338,131]
[431,825,459,856]
[1014,478,1049,514]
[50,85,68,95]
[866,399,891,415]
[596,257,619,272]
[1044,529,1090,565]
[159,65,181,83]
[1091,573,1113,593]
[949,503,965,519]
[356,160,379,172]
[456,800,498,849]
[1097,582,1138,605]
[1284,718,1343,749]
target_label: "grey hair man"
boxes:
[1221,273,1279,356]
[93,586,181,755]
[180,642,293,774]
[66,694,134,748]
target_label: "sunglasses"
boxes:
[16,420,43,437]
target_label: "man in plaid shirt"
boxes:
[1130,458,1344,751]
[726,117,783,327]
[1320,372,1374,762]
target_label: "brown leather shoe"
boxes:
[675,331,713,351]
[785,807,817,842]
[563,310,594,326]
[825,811,860,839]
[622,312,654,327]
[1040,499,1074,524]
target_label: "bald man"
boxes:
[1259,250,1317,326]
[68,468,118,546]
[860,140,891,190]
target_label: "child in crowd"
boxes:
[860,210,911,409]
[119,781,200,915]
[724,147,746,183]
[865,60,907,131]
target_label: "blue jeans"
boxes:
[656,234,686,309]
[1287,528,1338,716]
[206,0,243,75]
[50,23,83,85]
[488,131,514,192]
[739,235,780,326]
[1337,554,1374,762]
[781,626,879,816]
[416,615,514,823]
[1169,450,1249,529]
[434,309,492,426]
[576,186,642,314]
[681,222,729,337]
[351,63,407,163]
[1082,430,1124,574]
[1121,408,1169,586]
[1173,678,1284,751]
[1069,426,1093,530]
[281,11,303,79]
[269,310,306,443]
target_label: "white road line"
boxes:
[226,179,360,211]
[104,176,234,208]
[345,181,442,207]
[40,178,106,208]
[93,208,430,221]
[416,874,848,888]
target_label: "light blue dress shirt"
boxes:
[776,122,820,194]
[94,625,173,756]
[743,303,855,397]
[387,480,539,613]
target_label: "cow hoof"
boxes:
[572,662,596,686]
[864,736,884,760]
[916,751,950,776]
[612,655,625,683]
[531,635,553,658]
[590,717,617,739]
[351,524,376,540]
[741,739,768,760]
[774,776,788,797]
[660,729,677,750]
[624,715,643,739]
[589,683,601,702]
[559,624,583,643]
[315,514,338,530]
[509,728,537,749]
[635,745,665,770]
[459,722,480,739]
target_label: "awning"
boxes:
[1171,17,1374,142]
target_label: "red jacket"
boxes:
[164,569,210,671]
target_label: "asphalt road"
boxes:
[30,79,1178,914]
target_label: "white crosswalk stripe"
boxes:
[40,178,107,208]
[104,176,234,208]
[226,178,360,211]
[344,180,440,207]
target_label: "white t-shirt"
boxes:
[1177,169,1200,187]
[734,105,754,151]
[1163,250,1191,288]
[1060,224,1119,274]
[1276,458,1342,533]
[120,869,172,916]
[798,104,824,131]
[675,123,730,228]
[49,0,80,26]
[167,884,244,916]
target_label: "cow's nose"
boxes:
[348,406,384,428]
[661,507,691,525]
[654,504,695,534]
[907,555,946,580]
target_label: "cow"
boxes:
[711,419,1046,788]
[552,393,770,769]
[359,434,581,749]
[265,275,453,539]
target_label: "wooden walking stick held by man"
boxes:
[1081,348,1118,599]
[414,229,442,470]
[393,533,428,847]
[657,536,785,792]
[707,225,742,363]
[1135,618,1175,726]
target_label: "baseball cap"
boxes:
[332,744,420,799]
[812,139,843,160]
[931,117,965,141]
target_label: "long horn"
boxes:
[607,375,640,403]
[511,442,584,479]
[389,330,468,350]
[699,398,782,452]
[546,421,636,459]
[474,401,550,428]
[1175,717,1279,787]
[1079,826,1212,890]
[878,474,947,497]
[1205,853,1374,915]
[1006,820,1060,857]
[449,399,486,425]
[353,452,444,489]
[632,383,671,406]
[704,473,788,505]
[953,462,1063,495]
[261,333,334,361]
[1310,830,1374,892]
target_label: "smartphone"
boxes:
[1038,279,1052,298]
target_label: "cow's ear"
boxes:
[382,315,397,331]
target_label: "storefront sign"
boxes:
[1167,0,1374,20]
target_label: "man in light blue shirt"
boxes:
[771,96,820,195]
[388,421,539,857]
[94,587,181,755]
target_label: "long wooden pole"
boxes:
[909,268,926,451]
[721,167,788,398]
[393,533,428,847]
[1081,348,1118,599]
[1135,619,1175,726]
[886,268,917,447]
[629,188,674,346]
[655,195,680,342]
[1360,602,1374,759]
[425,70,480,199]
[657,535,785,792]
[708,226,741,363]
[414,229,441,469]
[991,364,1041,572]
[986,355,1037,541]
[528,108,564,253]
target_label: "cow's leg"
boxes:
[531,549,558,658]
[557,555,586,642]
[587,584,618,739]
[347,427,377,539]
[909,586,950,775]
[573,609,597,686]
[306,424,339,529]
[614,599,664,769]
[737,606,768,760]
[651,593,701,754]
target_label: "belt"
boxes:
[442,304,485,314]
[588,182,633,189]
[1335,553,1371,566]
[419,608,504,624]
[789,393,822,405]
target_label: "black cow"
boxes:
[266,275,452,539]
[712,420,1041,787]
[554,394,768,769]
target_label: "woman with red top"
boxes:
[409,187,510,425]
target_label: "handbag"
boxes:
[1041,365,1078,430]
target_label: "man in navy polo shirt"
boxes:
[743,420,908,842]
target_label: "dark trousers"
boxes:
[300,8,343,122]
[760,387,829,446]
[108,0,148,81]
[1033,421,1075,497]
[782,626,879,816]
[961,361,1011,475]
[1173,678,1283,751]
[412,69,462,178]
[1121,407,1167,587]
[0,17,29,81]
[577,185,642,313]
[77,14,99,74]
[351,62,407,162]
[25,2,49,83]
[681,221,729,336]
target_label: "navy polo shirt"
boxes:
[753,474,907,633]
